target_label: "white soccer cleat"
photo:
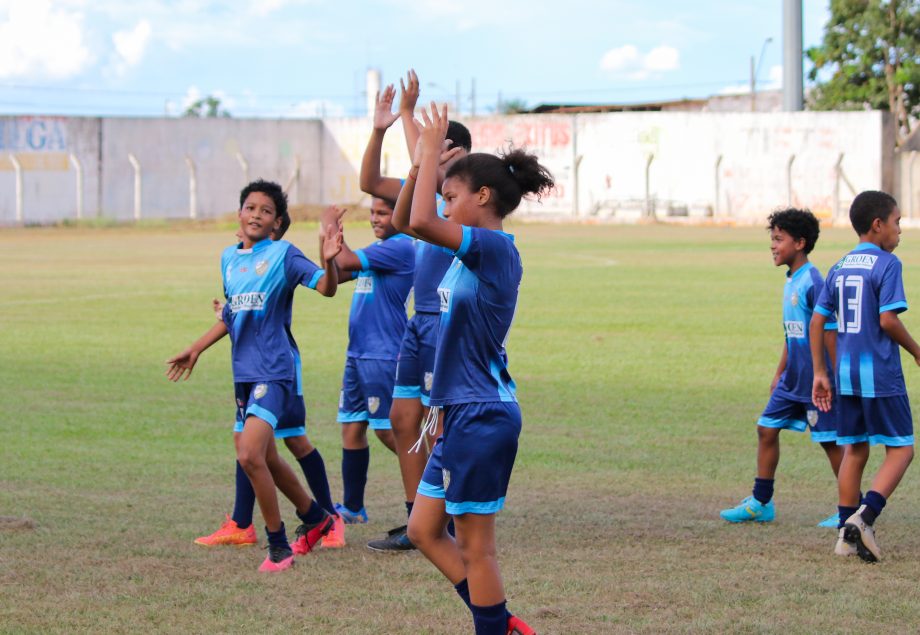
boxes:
[844,505,881,563]
[834,527,856,557]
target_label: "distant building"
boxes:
[531,89,783,114]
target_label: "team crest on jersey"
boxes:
[254,384,268,399]
[442,469,451,490]
[807,409,819,426]
[790,291,799,307]
[255,260,269,276]
[424,372,434,392]
[438,287,451,312]
[368,396,380,414]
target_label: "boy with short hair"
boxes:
[321,197,415,538]
[721,208,842,524]
[167,179,342,571]
[811,190,918,562]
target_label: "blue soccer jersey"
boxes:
[347,233,415,360]
[430,226,521,406]
[220,238,324,382]
[413,241,456,313]
[773,262,836,402]
[815,243,909,397]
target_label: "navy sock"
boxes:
[861,490,887,525]
[405,500,414,519]
[470,601,508,635]
[838,505,858,529]
[342,447,370,513]
[752,478,774,505]
[297,500,326,526]
[454,578,472,609]
[231,460,255,529]
[298,449,335,515]
[266,522,289,549]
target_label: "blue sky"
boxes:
[0,0,831,118]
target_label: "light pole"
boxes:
[750,37,773,112]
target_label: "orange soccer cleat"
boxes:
[194,515,257,547]
[321,514,347,549]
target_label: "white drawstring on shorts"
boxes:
[409,406,441,454]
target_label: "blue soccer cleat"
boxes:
[817,512,840,528]
[334,502,369,524]
[720,496,775,523]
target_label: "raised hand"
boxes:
[320,204,347,232]
[166,348,200,382]
[374,85,400,131]
[398,69,420,117]
[437,138,465,185]
[321,221,344,262]
[418,101,449,158]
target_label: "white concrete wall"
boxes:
[0,111,894,225]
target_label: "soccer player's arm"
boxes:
[408,104,463,251]
[398,69,421,160]
[166,319,228,382]
[359,84,404,202]
[878,260,920,364]
[810,280,835,412]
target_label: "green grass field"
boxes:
[2,222,920,634]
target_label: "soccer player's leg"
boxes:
[406,437,465,579]
[846,395,914,562]
[194,415,257,546]
[237,408,293,571]
[441,402,531,635]
[720,394,805,522]
[809,403,844,527]
[337,358,371,524]
[835,396,871,558]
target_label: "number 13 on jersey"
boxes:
[836,274,864,334]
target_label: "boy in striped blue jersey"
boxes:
[812,191,919,562]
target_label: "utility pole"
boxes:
[783,0,804,111]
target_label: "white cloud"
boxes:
[0,0,91,78]
[111,19,152,75]
[599,44,680,80]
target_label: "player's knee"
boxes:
[284,435,313,458]
[406,517,430,548]
[756,426,779,444]
[237,446,265,474]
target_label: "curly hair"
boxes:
[767,208,820,254]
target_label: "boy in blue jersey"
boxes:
[195,221,339,551]
[320,197,415,540]
[167,180,341,572]
[721,209,842,525]
[811,190,919,563]
[400,103,549,635]
[359,72,472,552]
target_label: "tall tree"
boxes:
[807,0,920,146]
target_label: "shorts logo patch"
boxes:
[368,396,380,414]
[255,260,269,276]
[442,468,451,490]
[424,372,434,392]
[254,384,268,399]
[807,409,819,426]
